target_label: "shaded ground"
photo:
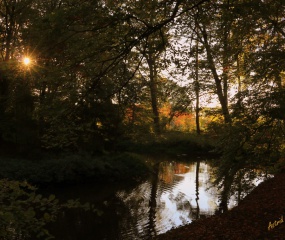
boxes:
[156,173,285,240]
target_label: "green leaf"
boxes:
[43,213,51,221]
[48,194,56,201]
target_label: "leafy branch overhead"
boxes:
[0,0,284,174]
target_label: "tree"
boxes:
[202,0,285,209]
[0,0,38,151]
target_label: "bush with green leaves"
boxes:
[0,179,94,240]
[0,152,151,185]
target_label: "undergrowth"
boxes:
[0,152,149,185]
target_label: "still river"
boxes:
[47,156,265,240]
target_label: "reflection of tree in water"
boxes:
[115,161,190,239]
[148,162,159,238]
[115,181,153,239]
[174,192,190,210]
[48,202,120,240]
[158,161,192,184]
[231,168,270,203]
[212,165,271,213]
[188,161,214,220]
[116,160,258,239]
[114,161,168,239]
[158,161,212,228]
[195,160,200,220]
[47,160,269,240]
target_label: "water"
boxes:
[47,158,265,240]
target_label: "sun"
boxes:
[23,57,31,66]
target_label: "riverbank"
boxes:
[0,152,150,185]
[0,132,215,185]
[156,172,285,240]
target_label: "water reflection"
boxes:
[115,160,218,239]
[47,159,267,240]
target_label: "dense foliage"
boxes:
[0,0,284,215]
[0,179,94,240]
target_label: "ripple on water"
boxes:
[46,160,269,240]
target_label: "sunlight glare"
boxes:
[23,57,31,66]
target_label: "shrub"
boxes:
[0,179,96,240]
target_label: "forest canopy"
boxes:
[0,0,284,163]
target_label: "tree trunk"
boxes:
[195,38,201,134]
[0,75,8,144]
[236,54,242,109]
[147,56,161,134]
[0,3,16,144]
[4,4,16,61]
[201,26,231,124]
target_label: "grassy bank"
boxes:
[0,132,216,185]
[118,131,216,157]
[0,152,150,185]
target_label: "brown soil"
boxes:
[156,173,285,240]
